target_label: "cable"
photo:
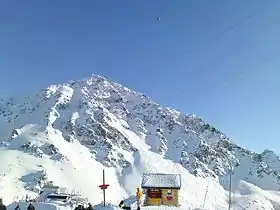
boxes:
[211,10,258,42]
[186,1,275,57]
[219,47,280,89]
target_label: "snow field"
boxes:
[1,121,280,209]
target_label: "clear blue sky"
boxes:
[1,0,280,153]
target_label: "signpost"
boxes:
[98,169,109,207]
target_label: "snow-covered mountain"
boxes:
[1,74,280,210]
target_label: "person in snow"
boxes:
[0,198,7,210]
[136,188,143,207]
[118,200,131,210]
[14,204,21,210]
[74,204,84,210]
[27,203,35,210]
[25,195,29,202]
[86,203,94,210]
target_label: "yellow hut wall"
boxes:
[145,197,162,205]
[161,189,179,206]
[144,189,179,206]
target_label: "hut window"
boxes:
[147,189,161,198]
[167,189,172,195]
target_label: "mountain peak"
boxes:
[1,74,280,209]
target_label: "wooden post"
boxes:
[103,169,105,207]
[98,169,109,207]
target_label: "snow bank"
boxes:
[8,202,70,210]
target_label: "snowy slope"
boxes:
[0,74,280,209]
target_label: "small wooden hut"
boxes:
[141,173,181,206]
